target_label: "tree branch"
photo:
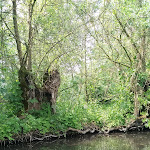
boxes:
[114,12,140,54]
[3,20,15,38]
[38,19,91,69]
[112,36,133,67]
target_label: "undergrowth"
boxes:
[0,96,135,141]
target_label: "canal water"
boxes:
[2,131,150,150]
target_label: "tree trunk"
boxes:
[134,86,140,118]
[130,72,140,118]
[18,66,30,111]
[43,70,60,114]
[12,0,37,112]
[84,35,88,102]
[12,0,22,64]
[132,31,146,118]
[27,0,36,71]
[141,32,146,72]
[12,0,60,114]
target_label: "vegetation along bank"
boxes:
[0,0,150,146]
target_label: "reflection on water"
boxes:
[2,132,150,150]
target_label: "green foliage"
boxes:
[0,69,23,114]
[0,114,20,140]
[28,98,38,104]
[145,88,150,100]
[1,0,150,142]
[4,79,23,114]
[142,118,150,129]
[20,114,53,134]
[137,72,148,87]
[0,80,139,141]
[55,98,102,129]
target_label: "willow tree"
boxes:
[10,0,84,113]
[12,0,34,111]
[109,0,149,118]
[72,0,150,117]
[11,0,65,113]
[90,0,150,118]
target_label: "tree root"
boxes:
[103,117,146,134]
[0,118,147,147]
[0,126,100,147]
[66,127,100,135]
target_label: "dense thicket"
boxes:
[0,0,150,141]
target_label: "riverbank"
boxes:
[1,95,150,147]
[1,96,150,147]
[0,116,148,147]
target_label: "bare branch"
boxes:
[114,12,140,54]
[38,32,72,69]
[112,36,133,66]
[38,19,91,69]
[3,20,15,38]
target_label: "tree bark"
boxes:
[12,0,22,64]
[84,34,88,102]
[27,0,36,71]
[132,31,146,118]
[133,84,140,118]
[12,0,36,111]
[140,32,146,72]
[12,0,61,114]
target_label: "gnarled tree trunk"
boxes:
[12,0,60,114]
[43,70,60,114]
